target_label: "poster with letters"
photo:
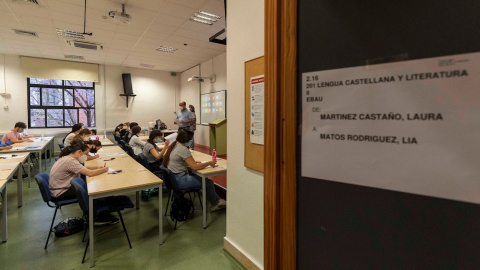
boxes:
[301,52,480,203]
[250,75,265,145]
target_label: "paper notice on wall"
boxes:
[301,52,480,203]
[250,75,265,145]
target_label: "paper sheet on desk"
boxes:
[0,163,18,167]
[88,153,96,157]
[106,153,125,156]
[0,155,25,159]
[108,168,116,173]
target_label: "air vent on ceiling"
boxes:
[156,46,177,53]
[139,64,155,69]
[13,29,38,37]
[65,40,104,51]
[11,0,43,6]
[64,54,85,61]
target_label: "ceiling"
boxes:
[0,0,226,72]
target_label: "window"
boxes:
[27,78,96,128]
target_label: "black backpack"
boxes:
[54,217,85,237]
[170,195,192,222]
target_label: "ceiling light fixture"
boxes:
[189,17,212,25]
[156,46,177,53]
[197,10,222,19]
[187,75,216,83]
[193,13,217,22]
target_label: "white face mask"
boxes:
[78,154,88,163]
[83,137,89,141]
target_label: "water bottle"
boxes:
[103,130,107,139]
[145,128,148,136]
[96,136,99,141]
[212,149,217,161]
[41,132,45,141]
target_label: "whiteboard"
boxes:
[200,90,226,124]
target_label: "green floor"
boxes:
[0,157,243,270]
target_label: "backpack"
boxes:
[53,217,85,237]
[170,195,192,222]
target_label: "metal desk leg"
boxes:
[1,184,7,243]
[159,185,163,245]
[89,196,95,267]
[49,140,53,163]
[17,165,23,208]
[202,176,207,229]
[27,155,31,188]
[136,191,140,210]
[39,151,42,173]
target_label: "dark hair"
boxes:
[129,122,138,129]
[131,125,141,135]
[71,123,83,133]
[60,139,89,157]
[90,129,97,135]
[85,140,102,147]
[118,123,124,127]
[147,129,162,150]
[162,129,193,167]
[15,122,27,129]
[189,105,195,113]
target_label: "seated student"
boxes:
[142,130,170,172]
[119,122,130,138]
[1,122,34,144]
[163,129,226,211]
[129,126,147,155]
[114,123,124,136]
[85,140,102,160]
[125,122,138,143]
[63,123,83,146]
[90,129,97,136]
[49,139,117,224]
[72,129,92,143]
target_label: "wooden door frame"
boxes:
[264,0,297,269]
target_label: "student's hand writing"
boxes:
[103,167,109,173]
[5,145,13,150]
[165,139,170,147]
[209,161,217,166]
[27,139,34,142]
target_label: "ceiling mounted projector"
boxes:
[188,75,216,83]
[109,4,132,24]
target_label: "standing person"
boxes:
[142,130,170,172]
[63,123,83,146]
[188,104,197,149]
[163,129,226,211]
[175,101,193,132]
[129,126,147,155]
[1,122,34,144]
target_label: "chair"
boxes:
[58,143,65,151]
[137,153,151,171]
[118,140,127,148]
[122,144,134,157]
[158,165,202,230]
[71,178,134,264]
[113,134,121,144]
[34,173,78,249]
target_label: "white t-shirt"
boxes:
[64,133,76,147]
[165,132,178,143]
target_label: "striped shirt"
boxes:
[49,156,85,197]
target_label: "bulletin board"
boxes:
[244,56,264,172]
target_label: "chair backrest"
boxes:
[113,134,121,142]
[58,143,65,151]
[35,173,52,203]
[137,153,151,171]
[118,140,126,148]
[123,144,134,157]
[159,165,178,191]
[5,141,13,146]
[71,178,89,212]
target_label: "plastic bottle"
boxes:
[96,136,99,141]
[212,149,217,161]
[41,132,45,141]
[103,130,107,139]
[145,128,148,136]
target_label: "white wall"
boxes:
[225,0,265,268]
[180,52,227,146]
[0,54,180,135]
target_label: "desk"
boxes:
[85,146,163,267]
[189,150,227,229]
[0,153,30,207]
[1,137,53,175]
[89,137,115,146]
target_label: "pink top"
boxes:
[49,156,85,197]
[1,129,21,144]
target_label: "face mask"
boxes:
[90,147,97,154]
[78,154,88,163]
[155,137,162,143]
[83,137,90,142]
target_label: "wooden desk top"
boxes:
[190,150,227,175]
[0,180,6,189]
[85,146,163,195]
[1,140,50,153]
[0,152,28,180]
